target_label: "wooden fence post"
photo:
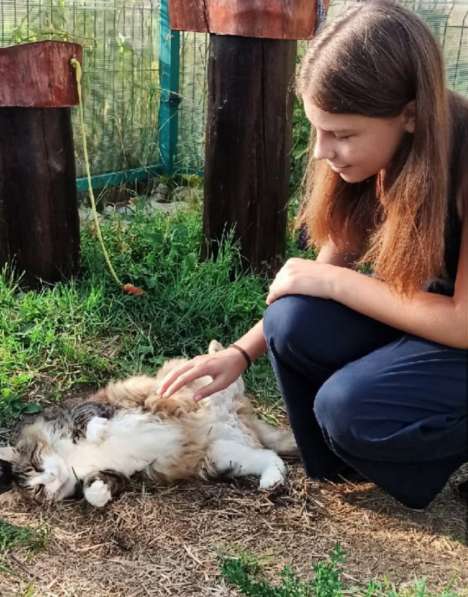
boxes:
[0,41,82,286]
[169,0,317,273]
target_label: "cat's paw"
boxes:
[86,417,108,443]
[259,465,286,490]
[84,479,112,508]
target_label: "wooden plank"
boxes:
[202,35,296,273]
[0,41,82,108]
[169,0,316,40]
[0,108,80,285]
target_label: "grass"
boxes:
[0,519,49,580]
[220,545,461,597]
[0,520,48,555]
[0,202,283,425]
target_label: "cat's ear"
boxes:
[208,340,224,354]
[0,446,18,463]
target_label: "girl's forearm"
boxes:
[233,319,267,362]
[332,267,468,349]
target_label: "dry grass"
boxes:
[0,455,466,596]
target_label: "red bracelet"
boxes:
[229,344,252,369]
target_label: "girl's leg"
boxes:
[314,335,468,508]
[263,295,401,479]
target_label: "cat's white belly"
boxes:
[61,412,185,478]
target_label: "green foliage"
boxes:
[220,545,345,597]
[290,97,311,196]
[0,205,278,424]
[0,520,48,554]
[220,545,460,597]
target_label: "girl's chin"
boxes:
[339,169,372,184]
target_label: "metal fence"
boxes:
[0,0,467,190]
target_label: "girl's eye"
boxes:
[335,134,352,140]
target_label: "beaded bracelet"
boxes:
[229,343,252,370]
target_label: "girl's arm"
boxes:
[330,213,468,349]
[267,215,468,349]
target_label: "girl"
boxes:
[159,0,468,509]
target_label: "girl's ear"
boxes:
[403,100,416,133]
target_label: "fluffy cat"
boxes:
[0,341,297,508]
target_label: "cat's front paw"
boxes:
[84,479,112,508]
[86,417,108,443]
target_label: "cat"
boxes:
[0,341,297,508]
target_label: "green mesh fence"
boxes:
[0,1,162,179]
[0,0,467,185]
[328,0,468,95]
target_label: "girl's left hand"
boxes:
[266,258,338,305]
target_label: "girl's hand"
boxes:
[266,258,337,305]
[158,347,248,402]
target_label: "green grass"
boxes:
[0,520,48,554]
[0,203,282,424]
[220,545,460,597]
[0,519,49,577]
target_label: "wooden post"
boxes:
[0,41,82,286]
[169,0,316,273]
[203,36,296,272]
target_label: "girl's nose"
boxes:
[313,131,336,161]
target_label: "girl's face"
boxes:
[303,98,415,183]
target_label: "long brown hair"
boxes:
[298,0,450,294]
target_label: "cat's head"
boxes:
[0,421,78,503]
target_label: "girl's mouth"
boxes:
[329,163,351,173]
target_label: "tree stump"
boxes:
[0,41,82,286]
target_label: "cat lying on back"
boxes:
[0,341,297,507]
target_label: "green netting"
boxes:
[176,31,208,174]
[0,0,467,181]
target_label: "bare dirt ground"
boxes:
[0,459,467,596]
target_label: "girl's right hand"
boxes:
[158,346,249,402]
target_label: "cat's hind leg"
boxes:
[243,416,298,456]
[82,470,127,508]
[206,440,287,490]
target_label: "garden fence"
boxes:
[0,0,467,192]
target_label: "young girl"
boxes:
[159,0,468,509]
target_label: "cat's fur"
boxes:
[0,341,297,508]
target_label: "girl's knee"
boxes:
[263,295,330,358]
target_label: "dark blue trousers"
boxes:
[263,295,468,508]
